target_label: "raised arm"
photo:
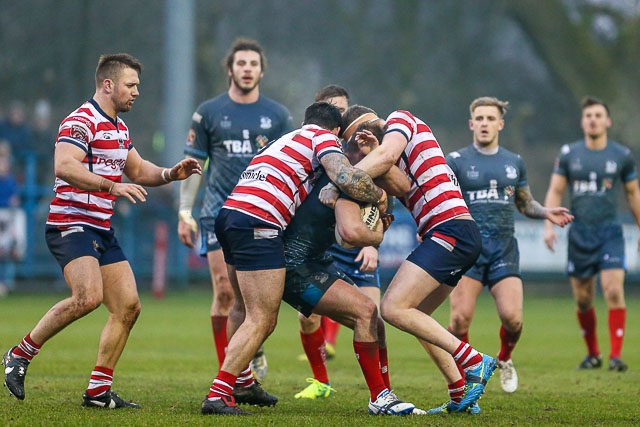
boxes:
[123,147,201,187]
[354,131,407,179]
[320,152,387,213]
[515,184,573,227]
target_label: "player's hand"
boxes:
[178,209,198,248]
[355,129,379,146]
[169,158,202,181]
[355,246,378,272]
[319,182,340,208]
[546,207,574,227]
[376,189,388,214]
[109,182,147,204]
[380,213,394,232]
[543,227,557,252]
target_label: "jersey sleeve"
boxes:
[384,110,416,142]
[57,116,93,153]
[620,147,638,183]
[184,107,210,160]
[516,154,528,187]
[445,151,460,176]
[314,129,344,160]
[553,144,571,177]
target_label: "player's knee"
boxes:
[450,312,471,332]
[71,290,103,315]
[380,302,400,327]
[214,286,234,309]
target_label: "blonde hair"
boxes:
[469,96,509,117]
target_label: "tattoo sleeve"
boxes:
[515,185,547,219]
[322,152,381,203]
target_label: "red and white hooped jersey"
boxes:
[385,110,469,235]
[46,99,132,230]
[223,124,343,229]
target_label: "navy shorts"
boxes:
[45,225,127,270]
[199,216,222,255]
[464,235,521,288]
[409,219,482,287]
[214,208,285,271]
[567,222,626,278]
[331,258,380,288]
[283,260,354,317]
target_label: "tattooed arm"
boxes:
[321,152,387,212]
[515,185,573,227]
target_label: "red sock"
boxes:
[608,308,626,359]
[453,342,482,371]
[353,341,386,400]
[448,378,466,404]
[321,317,340,347]
[13,333,41,361]
[235,365,255,388]
[300,329,330,384]
[86,366,113,397]
[207,370,237,400]
[211,316,228,368]
[577,308,600,356]
[497,325,522,361]
[378,346,390,390]
[448,326,469,344]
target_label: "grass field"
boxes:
[0,283,638,426]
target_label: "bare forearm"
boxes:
[323,153,382,203]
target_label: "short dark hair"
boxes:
[95,53,142,86]
[315,84,350,103]
[581,95,610,116]
[303,102,342,130]
[224,37,267,72]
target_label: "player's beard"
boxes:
[232,74,261,95]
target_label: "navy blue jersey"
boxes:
[283,173,335,269]
[447,145,527,238]
[184,93,292,218]
[554,140,637,225]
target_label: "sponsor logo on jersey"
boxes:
[260,116,272,129]
[255,135,269,148]
[466,165,479,179]
[221,116,231,129]
[71,125,88,141]
[240,170,267,181]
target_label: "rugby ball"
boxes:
[334,203,380,249]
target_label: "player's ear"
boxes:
[331,127,340,136]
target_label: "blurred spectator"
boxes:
[0,100,34,162]
[31,99,57,184]
[0,141,26,295]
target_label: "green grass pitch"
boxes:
[1,285,638,426]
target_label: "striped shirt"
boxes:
[47,99,132,230]
[385,110,469,235]
[223,124,343,229]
